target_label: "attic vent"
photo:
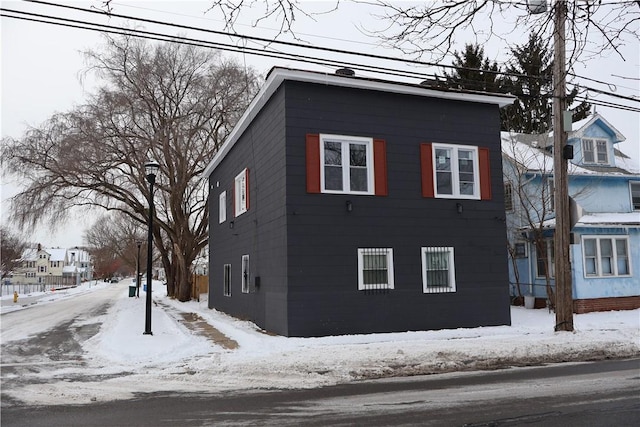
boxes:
[335,68,355,77]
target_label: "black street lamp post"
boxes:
[144,160,159,335]
[136,240,142,298]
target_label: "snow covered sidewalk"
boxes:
[1,280,638,406]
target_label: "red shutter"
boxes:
[306,134,321,193]
[373,139,388,196]
[479,147,492,200]
[420,143,434,198]
[245,168,250,211]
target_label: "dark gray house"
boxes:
[204,67,515,337]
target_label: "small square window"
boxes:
[357,248,394,290]
[422,247,456,293]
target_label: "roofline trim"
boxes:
[203,67,516,177]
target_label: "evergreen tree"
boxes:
[443,43,503,93]
[502,33,591,133]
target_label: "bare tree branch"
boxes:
[1,35,260,301]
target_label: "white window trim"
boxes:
[357,248,394,290]
[581,235,631,278]
[319,134,374,195]
[234,169,248,217]
[630,181,640,211]
[582,138,608,164]
[431,143,480,200]
[219,191,227,224]
[241,254,250,293]
[421,247,456,293]
[223,263,232,297]
[535,239,555,279]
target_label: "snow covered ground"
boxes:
[1,280,638,406]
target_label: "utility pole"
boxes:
[552,0,574,332]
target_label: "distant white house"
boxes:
[12,245,93,288]
[503,113,640,313]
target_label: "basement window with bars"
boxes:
[357,248,394,291]
[421,247,456,293]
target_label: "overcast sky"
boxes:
[1,1,638,248]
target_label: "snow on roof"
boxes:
[20,248,38,261]
[542,212,640,228]
[501,133,593,175]
[48,248,67,262]
[501,132,640,176]
[570,113,625,143]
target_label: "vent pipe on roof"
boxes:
[335,68,355,76]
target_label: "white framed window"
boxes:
[241,255,250,293]
[630,182,640,211]
[504,182,514,211]
[545,177,555,212]
[535,239,555,278]
[234,168,249,217]
[432,144,480,199]
[582,138,608,164]
[219,191,227,224]
[422,247,456,293]
[357,248,394,290]
[583,236,630,277]
[320,134,374,195]
[223,264,232,296]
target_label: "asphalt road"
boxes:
[2,358,638,426]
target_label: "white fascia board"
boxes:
[203,68,516,177]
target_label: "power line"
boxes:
[3,1,637,114]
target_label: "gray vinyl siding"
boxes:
[208,86,289,335]
[284,81,510,336]
[209,78,511,337]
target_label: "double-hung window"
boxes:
[234,168,249,217]
[432,144,479,198]
[306,133,388,196]
[583,236,630,277]
[582,138,608,164]
[422,247,456,293]
[357,248,394,290]
[535,239,555,278]
[321,134,374,194]
[504,182,514,211]
[421,143,491,200]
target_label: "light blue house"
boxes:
[503,113,640,312]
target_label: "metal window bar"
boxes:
[424,247,454,293]
[362,248,390,294]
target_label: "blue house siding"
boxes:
[571,227,639,299]
[504,114,640,312]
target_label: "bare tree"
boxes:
[1,227,28,279]
[84,213,146,279]
[197,1,638,66]
[2,35,260,301]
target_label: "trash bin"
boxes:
[129,286,136,297]
[143,284,147,292]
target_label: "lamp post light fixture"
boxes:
[143,160,160,335]
[136,240,142,298]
